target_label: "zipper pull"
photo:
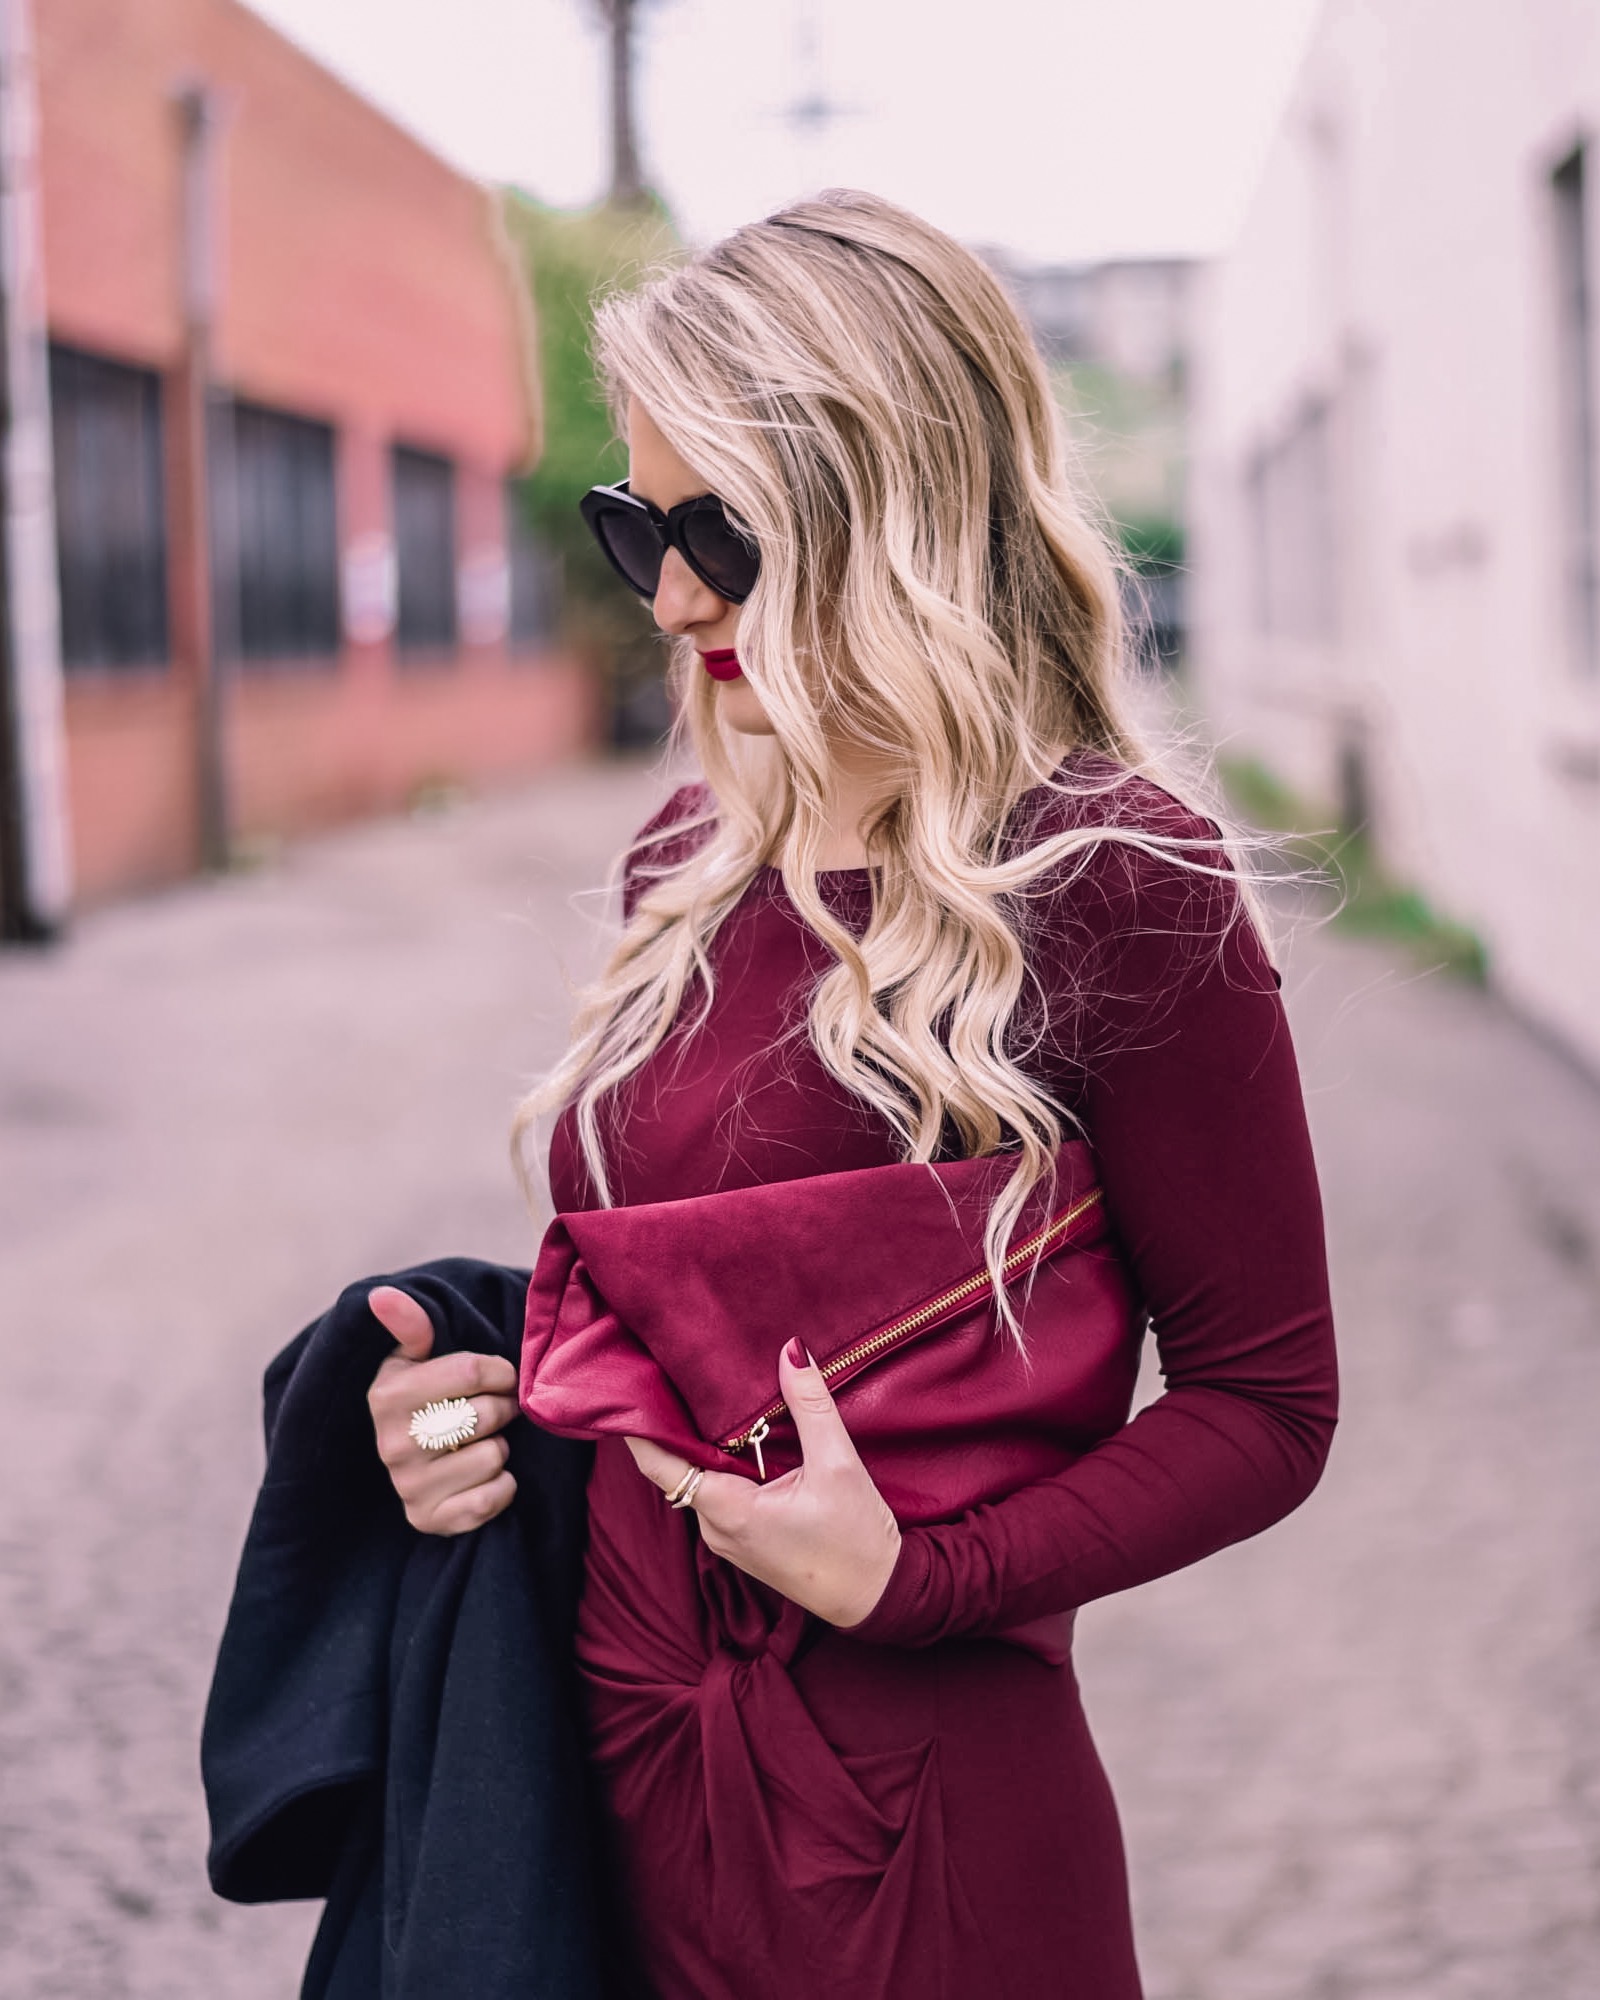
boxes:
[747,1417,770,1481]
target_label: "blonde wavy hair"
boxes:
[515,189,1237,1342]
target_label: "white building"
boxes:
[985,252,1194,383]
[1189,0,1600,1072]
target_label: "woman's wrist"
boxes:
[831,1521,930,1639]
[817,1515,901,1629]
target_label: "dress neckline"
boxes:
[757,862,873,880]
[749,750,1094,888]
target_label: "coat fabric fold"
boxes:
[200,1257,623,2000]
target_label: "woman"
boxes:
[365,190,1338,1997]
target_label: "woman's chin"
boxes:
[718,684,776,736]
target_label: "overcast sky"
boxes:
[243,0,1322,265]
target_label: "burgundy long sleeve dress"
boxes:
[544,761,1339,2000]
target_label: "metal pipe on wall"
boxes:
[174,80,231,875]
[0,0,70,939]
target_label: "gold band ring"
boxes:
[666,1466,705,1510]
[663,1463,699,1506]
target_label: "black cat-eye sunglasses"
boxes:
[579,482,761,605]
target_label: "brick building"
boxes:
[2,0,597,915]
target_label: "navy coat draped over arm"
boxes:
[200,1257,626,2000]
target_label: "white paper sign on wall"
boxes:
[342,532,397,645]
[459,545,511,647]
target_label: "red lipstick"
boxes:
[700,649,743,682]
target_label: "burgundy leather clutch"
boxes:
[519,1140,1142,1529]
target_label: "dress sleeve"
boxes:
[844,811,1340,1648]
[620,781,715,923]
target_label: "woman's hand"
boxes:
[366,1286,520,1535]
[625,1338,902,1628]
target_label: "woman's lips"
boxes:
[699,649,743,682]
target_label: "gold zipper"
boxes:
[720,1186,1103,1472]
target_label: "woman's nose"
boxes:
[651,548,727,635]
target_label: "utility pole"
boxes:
[780,4,857,190]
[174,82,229,872]
[591,0,647,208]
[0,0,69,940]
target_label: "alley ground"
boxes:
[1,757,1597,1999]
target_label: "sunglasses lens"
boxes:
[594,505,665,598]
[681,504,761,602]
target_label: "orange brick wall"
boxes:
[61,675,201,893]
[228,653,601,842]
[34,0,596,909]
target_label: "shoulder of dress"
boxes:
[626,781,717,865]
[1009,753,1222,852]
[620,781,719,919]
[632,778,714,839]
[1004,757,1247,965]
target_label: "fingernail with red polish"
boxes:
[785,1335,809,1369]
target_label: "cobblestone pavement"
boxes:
[1,759,1597,1998]
[1079,907,1600,2000]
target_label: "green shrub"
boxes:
[1218,755,1489,983]
[1117,514,1184,573]
[499,191,681,652]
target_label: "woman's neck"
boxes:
[812,748,898,869]
[803,740,1079,869]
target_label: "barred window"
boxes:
[506,478,561,647]
[1247,396,1338,642]
[392,445,457,655]
[49,344,169,670]
[215,399,340,663]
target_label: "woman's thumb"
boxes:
[368,1285,435,1362]
[779,1336,854,1470]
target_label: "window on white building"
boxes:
[1247,397,1339,643]
[1552,144,1598,677]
